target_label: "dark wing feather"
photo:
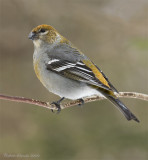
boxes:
[95,65,118,93]
[46,59,111,91]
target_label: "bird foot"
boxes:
[50,97,65,113]
[78,98,84,106]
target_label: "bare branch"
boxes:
[0,92,147,111]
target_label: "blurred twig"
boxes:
[0,92,147,111]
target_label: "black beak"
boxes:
[28,32,36,40]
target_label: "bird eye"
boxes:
[40,28,46,33]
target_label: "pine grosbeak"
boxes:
[29,24,139,122]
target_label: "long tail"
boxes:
[102,93,139,122]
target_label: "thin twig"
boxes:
[0,92,147,111]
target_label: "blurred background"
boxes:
[0,0,148,159]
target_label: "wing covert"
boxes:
[46,58,112,91]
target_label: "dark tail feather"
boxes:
[105,95,139,122]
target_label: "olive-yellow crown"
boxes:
[29,24,61,44]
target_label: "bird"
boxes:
[28,24,139,122]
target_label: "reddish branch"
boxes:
[0,92,147,111]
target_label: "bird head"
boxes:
[29,24,61,48]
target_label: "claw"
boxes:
[50,97,65,113]
[78,98,84,106]
[51,101,61,113]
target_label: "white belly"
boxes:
[43,69,103,100]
